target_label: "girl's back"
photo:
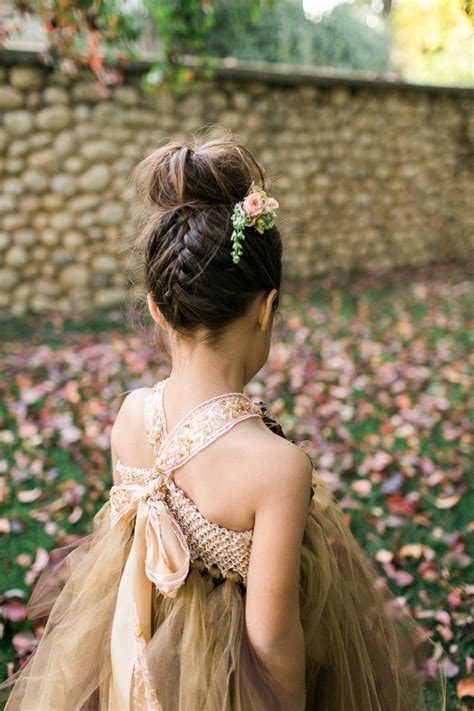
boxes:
[112,385,311,534]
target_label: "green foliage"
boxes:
[205,0,392,73]
[142,0,215,93]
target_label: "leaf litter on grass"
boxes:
[0,265,472,708]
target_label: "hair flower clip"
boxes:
[230,182,279,264]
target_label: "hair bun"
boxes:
[132,136,267,213]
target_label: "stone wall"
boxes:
[1,51,473,314]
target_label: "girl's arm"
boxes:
[245,439,313,710]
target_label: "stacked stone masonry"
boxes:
[0,55,473,313]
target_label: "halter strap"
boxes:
[145,379,263,476]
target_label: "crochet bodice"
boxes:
[113,378,265,585]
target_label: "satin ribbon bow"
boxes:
[109,476,191,596]
[108,475,191,708]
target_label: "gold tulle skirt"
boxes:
[1,484,445,710]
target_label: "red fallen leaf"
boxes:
[394,393,412,409]
[426,657,439,678]
[351,479,372,497]
[387,494,418,516]
[1,601,27,622]
[90,53,104,74]
[12,631,38,655]
[436,624,453,643]
[457,676,474,699]
[434,611,451,626]
[448,591,462,607]
[372,451,393,471]
[16,553,32,567]
[392,570,414,587]
[426,471,444,486]
[418,561,439,581]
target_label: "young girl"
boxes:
[2,135,444,710]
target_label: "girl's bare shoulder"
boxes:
[224,417,313,504]
[110,387,154,464]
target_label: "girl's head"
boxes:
[132,133,282,376]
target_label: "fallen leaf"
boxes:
[17,488,42,503]
[12,632,38,655]
[1,601,27,622]
[399,544,424,560]
[457,676,474,699]
[434,494,460,510]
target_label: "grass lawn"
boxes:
[0,262,472,710]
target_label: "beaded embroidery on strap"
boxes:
[157,396,263,475]
[116,460,154,484]
[144,382,166,450]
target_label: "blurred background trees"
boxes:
[202,1,391,74]
[1,0,472,92]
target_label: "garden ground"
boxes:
[1,261,472,709]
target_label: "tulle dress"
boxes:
[2,377,444,710]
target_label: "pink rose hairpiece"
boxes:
[230,182,279,264]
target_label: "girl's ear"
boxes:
[258,288,278,332]
[147,292,169,331]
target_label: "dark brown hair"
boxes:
[132,133,282,347]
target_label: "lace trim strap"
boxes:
[144,378,264,474]
[144,382,165,450]
[156,395,262,474]
[116,459,154,483]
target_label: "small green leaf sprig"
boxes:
[230,183,279,265]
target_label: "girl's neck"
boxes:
[166,343,248,401]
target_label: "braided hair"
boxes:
[132,134,282,347]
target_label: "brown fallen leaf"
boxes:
[399,544,424,559]
[0,518,11,533]
[434,494,460,509]
[375,549,393,564]
[457,676,474,699]
[17,488,42,503]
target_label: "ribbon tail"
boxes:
[108,496,190,708]
[109,500,153,709]
[145,500,191,597]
